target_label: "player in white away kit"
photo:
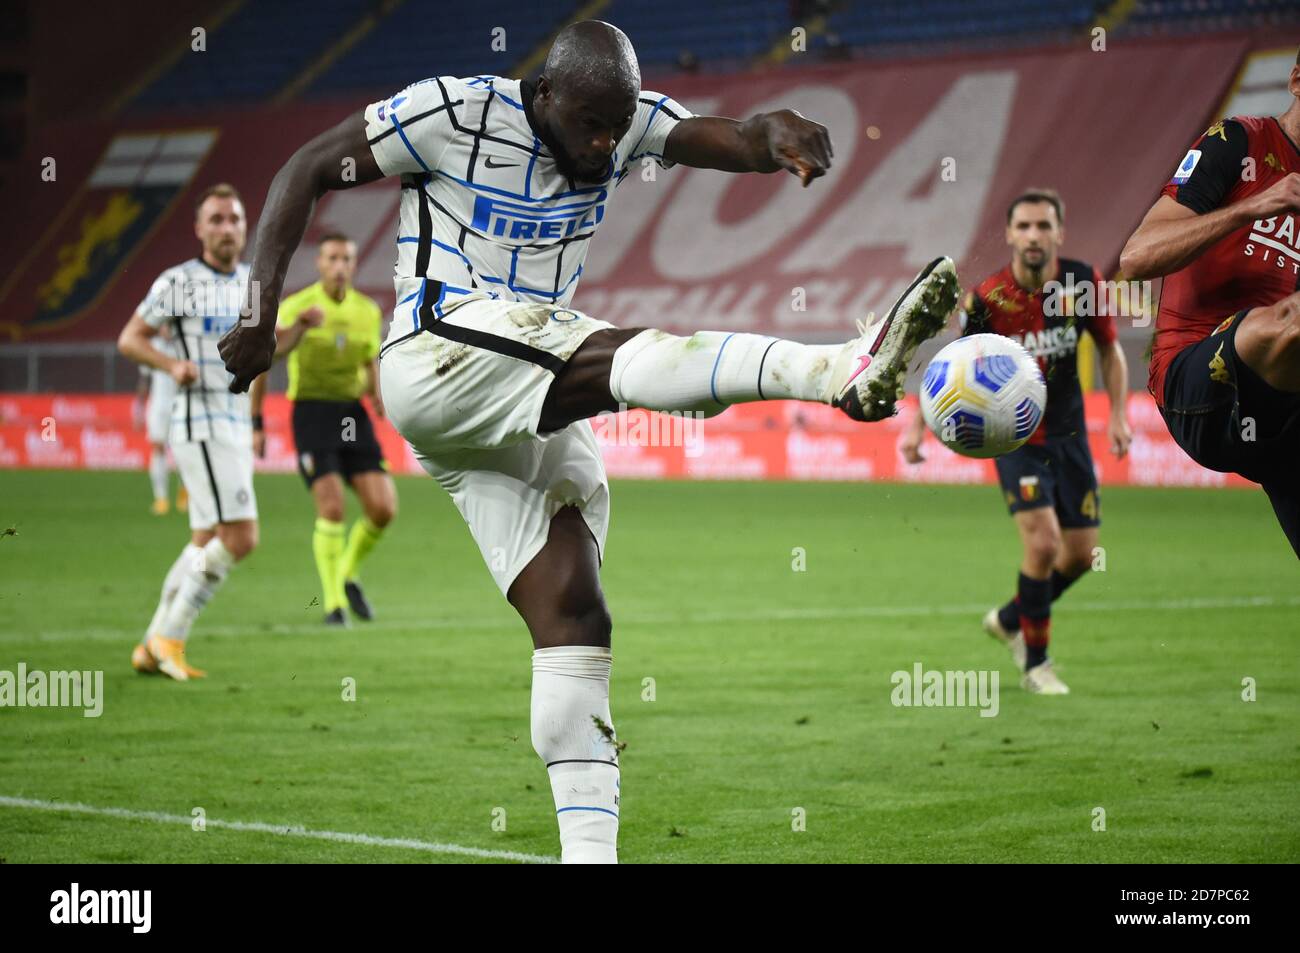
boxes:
[119,183,258,681]
[221,22,958,862]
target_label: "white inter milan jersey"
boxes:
[363,75,690,341]
[137,258,252,444]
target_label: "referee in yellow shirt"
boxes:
[251,233,397,625]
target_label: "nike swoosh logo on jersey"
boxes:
[483,156,519,169]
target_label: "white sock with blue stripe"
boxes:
[610,329,842,412]
[531,645,620,865]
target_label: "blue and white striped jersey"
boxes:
[363,75,691,341]
[137,258,252,444]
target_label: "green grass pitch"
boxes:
[1,469,1297,863]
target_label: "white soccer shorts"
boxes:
[171,437,258,531]
[381,296,614,595]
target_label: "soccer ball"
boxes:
[919,334,1046,459]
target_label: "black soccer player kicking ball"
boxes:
[221,19,958,862]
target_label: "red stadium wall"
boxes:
[0,392,1256,488]
[29,1,223,126]
[581,35,1248,338]
[0,34,1250,346]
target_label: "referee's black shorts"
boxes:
[291,399,387,488]
[1160,310,1300,557]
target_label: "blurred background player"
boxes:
[1121,47,1300,558]
[903,189,1131,694]
[133,336,187,515]
[117,183,257,681]
[249,233,397,625]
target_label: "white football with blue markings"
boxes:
[919,333,1046,459]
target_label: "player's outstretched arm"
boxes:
[219,114,384,392]
[1120,196,1256,281]
[1120,173,1300,280]
[663,111,832,185]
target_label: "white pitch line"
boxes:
[4,593,1299,644]
[0,795,556,865]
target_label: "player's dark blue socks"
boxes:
[1016,572,1052,670]
[998,568,1083,633]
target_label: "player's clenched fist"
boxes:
[218,320,275,394]
[1247,171,1300,218]
[169,359,199,387]
[762,109,833,186]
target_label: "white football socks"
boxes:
[159,537,236,642]
[144,542,203,644]
[531,645,620,864]
[609,329,844,414]
[148,449,170,502]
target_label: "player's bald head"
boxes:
[543,20,640,101]
[531,21,641,183]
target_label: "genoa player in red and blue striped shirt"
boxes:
[904,190,1131,694]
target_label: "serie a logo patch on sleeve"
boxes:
[1172,149,1202,184]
